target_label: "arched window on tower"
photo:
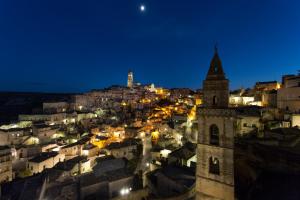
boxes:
[210,124,219,145]
[213,96,217,106]
[209,156,220,175]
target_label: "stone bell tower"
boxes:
[196,47,235,200]
[127,70,133,88]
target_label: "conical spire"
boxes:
[206,46,226,80]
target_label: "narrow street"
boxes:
[135,133,152,174]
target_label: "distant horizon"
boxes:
[0,73,289,94]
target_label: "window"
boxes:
[209,157,220,175]
[210,124,219,145]
[213,96,217,106]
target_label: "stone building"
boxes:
[0,146,13,183]
[32,123,59,143]
[168,142,196,168]
[54,156,91,176]
[82,143,99,157]
[196,48,235,200]
[72,94,95,112]
[28,151,65,174]
[60,138,90,160]
[255,81,281,92]
[235,106,263,136]
[42,101,69,114]
[277,73,300,112]
[19,113,67,124]
[0,127,32,146]
[104,139,139,160]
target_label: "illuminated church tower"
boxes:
[127,70,133,88]
[196,47,235,200]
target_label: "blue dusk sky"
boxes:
[0,0,299,92]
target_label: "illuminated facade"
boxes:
[291,114,300,127]
[255,81,281,91]
[229,95,255,106]
[28,152,65,174]
[196,48,235,200]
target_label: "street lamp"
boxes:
[120,187,131,196]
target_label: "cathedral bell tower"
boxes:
[127,70,133,88]
[196,47,235,200]
[202,46,229,108]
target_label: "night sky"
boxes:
[0,0,299,92]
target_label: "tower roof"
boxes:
[205,47,226,80]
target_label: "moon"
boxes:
[140,4,145,12]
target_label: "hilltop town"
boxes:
[0,50,300,200]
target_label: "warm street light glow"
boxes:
[120,188,131,195]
